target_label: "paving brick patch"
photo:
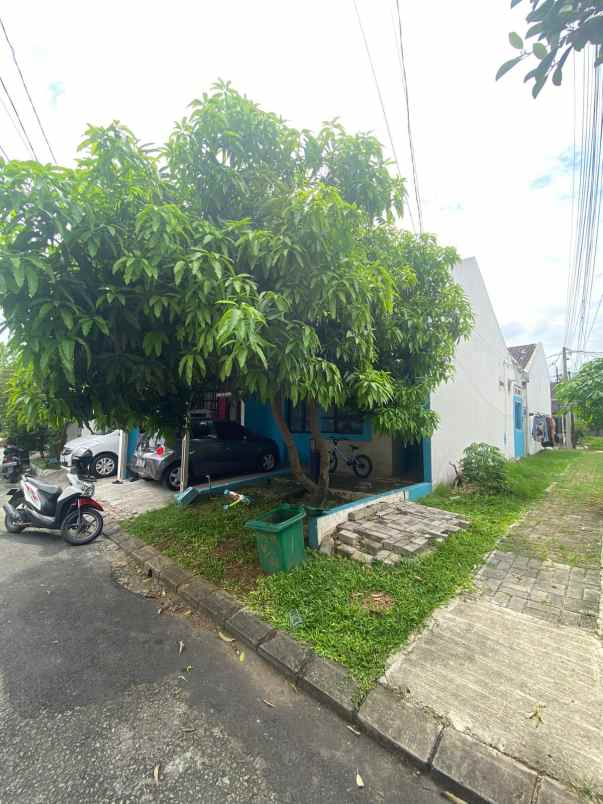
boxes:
[332,500,468,566]
[476,550,601,632]
[474,463,602,633]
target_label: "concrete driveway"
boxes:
[0,482,440,803]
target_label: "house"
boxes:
[430,258,527,485]
[244,257,552,494]
[508,343,553,454]
[118,260,551,496]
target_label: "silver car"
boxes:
[129,420,279,491]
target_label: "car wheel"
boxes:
[163,463,181,491]
[258,451,277,472]
[93,452,117,478]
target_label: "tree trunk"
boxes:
[307,400,330,505]
[270,395,318,496]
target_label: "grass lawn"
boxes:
[497,448,603,567]
[581,435,603,450]
[123,449,583,692]
[122,480,346,594]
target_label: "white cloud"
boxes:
[0,0,599,370]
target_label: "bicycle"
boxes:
[328,438,373,479]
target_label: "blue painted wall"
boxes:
[513,395,525,458]
[422,437,432,483]
[246,397,432,484]
[246,398,359,465]
[127,428,140,462]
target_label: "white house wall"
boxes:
[525,343,552,455]
[430,258,521,486]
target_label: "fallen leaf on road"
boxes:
[161,589,166,597]
[153,765,160,785]
[157,607,163,614]
[178,640,185,655]
[356,770,365,788]
[183,664,193,673]
[442,792,467,803]
[526,703,545,726]
[182,609,192,616]
[218,631,235,643]
[262,699,275,708]
[239,651,245,663]
[346,725,361,736]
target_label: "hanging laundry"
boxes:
[532,414,547,442]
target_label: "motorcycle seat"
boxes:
[26,476,63,497]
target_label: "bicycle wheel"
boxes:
[352,454,373,479]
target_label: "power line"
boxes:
[0,16,56,163]
[0,72,38,160]
[563,52,578,348]
[0,142,8,160]
[584,286,603,346]
[574,52,602,360]
[393,0,423,232]
[352,0,417,233]
[0,88,30,155]
[563,46,603,369]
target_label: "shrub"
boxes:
[460,442,509,494]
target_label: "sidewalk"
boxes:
[94,470,289,519]
[382,457,603,796]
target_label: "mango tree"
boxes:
[0,83,472,502]
[165,84,473,499]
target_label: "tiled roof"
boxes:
[508,343,537,370]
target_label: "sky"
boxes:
[0,0,600,379]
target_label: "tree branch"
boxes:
[270,394,317,495]
[307,398,330,504]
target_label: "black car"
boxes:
[128,420,279,491]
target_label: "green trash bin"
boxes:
[245,504,306,574]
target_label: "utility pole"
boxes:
[562,346,574,448]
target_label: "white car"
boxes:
[60,428,121,478]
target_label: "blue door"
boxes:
[513,395,524,458]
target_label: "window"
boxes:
[320,406,365,435]
[288,402,310,433]
[287,402,364,436]
[514,401,523,431]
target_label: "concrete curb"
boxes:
[104,520,584,804]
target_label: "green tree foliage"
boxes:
[461,442,510,494]
[497,0,603,96]
[0,83,472,500]
[0,344,64,456]
[556,357,603,430]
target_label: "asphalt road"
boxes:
[0,482,442,804]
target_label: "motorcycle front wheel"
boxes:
[4,491,26,533]
[61,507,103,546]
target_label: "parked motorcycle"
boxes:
[3,450,104,545]
[1,446,30,482]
